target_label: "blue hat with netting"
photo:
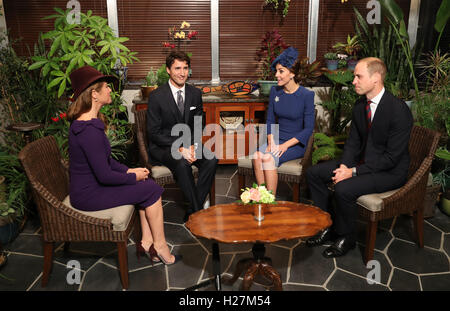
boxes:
[270,46,298,72]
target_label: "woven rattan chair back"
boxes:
[360,125,441,264]
[134,109,216,205]
[18,135,138,289]
[19,135,68,202]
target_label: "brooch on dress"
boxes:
[275,96,279,102]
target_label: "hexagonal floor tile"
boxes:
[0,254,42,290]
[167,244,207,289]
[80,262,124,291]
[393,215,442,249]
[336,245,391,285]
[388,268,421,291]
[426,209,450,233]
[444,234,450,257]
[326,269,388,291]
[289,244,335,286]
[421,273,450,291]
[387,239,449,274]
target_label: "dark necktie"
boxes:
[177,90,184,115]
[360,100,373,165]
[366,100,372,130]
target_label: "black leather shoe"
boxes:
[322,237,356,258]
[305,228,332,247]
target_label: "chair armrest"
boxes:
[381,156,433,211]
[299,132,315,184]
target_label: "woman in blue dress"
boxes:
[253,47,315,196]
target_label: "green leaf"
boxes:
[48,36,62,57]
[47,77,64,90]
[435,0,450,33]
[60,53,74,61]
[50,70,65,77]
[399,20,408,38]
[58,79,67,98]
[66,57,79,74]
[97,40,108,47]
[82,54,92,64]
[116,43,129,52]
[379,0,404,25]
[42,63,51,77]
[28,60,47,70]
[99,45,109,56]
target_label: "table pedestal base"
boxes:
[224,243,282,291]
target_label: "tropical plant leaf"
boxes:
[379,0,404,25]
[435,0,450,33]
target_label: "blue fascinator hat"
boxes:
[270,46,298,72]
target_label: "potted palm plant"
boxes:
[141,67,158,99]
[255,30,288,96]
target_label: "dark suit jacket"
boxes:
[341,90,413,192]
[146,82,203,163]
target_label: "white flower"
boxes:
[275,96,279,102]
[240,191,251,204]
[337,54,348,59]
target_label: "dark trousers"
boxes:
[306,160,379,242]
[160,148,218,213]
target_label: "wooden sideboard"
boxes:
[132,93,268,164]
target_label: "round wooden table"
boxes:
[185,201,332,291]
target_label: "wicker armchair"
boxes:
[357,126,441,264]
[18,136,139,289]
[237,132,315,202]
[134,109,215,205]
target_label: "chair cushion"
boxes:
[63,195,134,231]
[237,156,252,169]
[237,156,303,176]
[277,158,304,176]
[356,188,400,212]
[151,165,198,179]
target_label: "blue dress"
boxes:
[258,85,315,167]
[68,119,164,211]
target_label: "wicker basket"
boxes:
[423,184,441,218]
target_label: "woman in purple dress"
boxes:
[67,66,181,265]
[252,47,315,196]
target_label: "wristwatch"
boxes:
[352,167,357,177]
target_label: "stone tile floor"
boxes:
[0,165,449,291]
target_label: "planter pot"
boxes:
[0,218,19,245]
[257,80,278,96]
[347,59,358,70]
[440,196,450,217]
[423,184,441,218]
[325,60,338,70]
[140,85,158,99]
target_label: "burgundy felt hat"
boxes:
[69,66,117,101]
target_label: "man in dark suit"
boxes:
[306,57,413,258]
[147,51,218,222]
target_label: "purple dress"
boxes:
[68,118,163,211]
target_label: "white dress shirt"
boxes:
[168,80,185,105]
[366,87,385,122]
